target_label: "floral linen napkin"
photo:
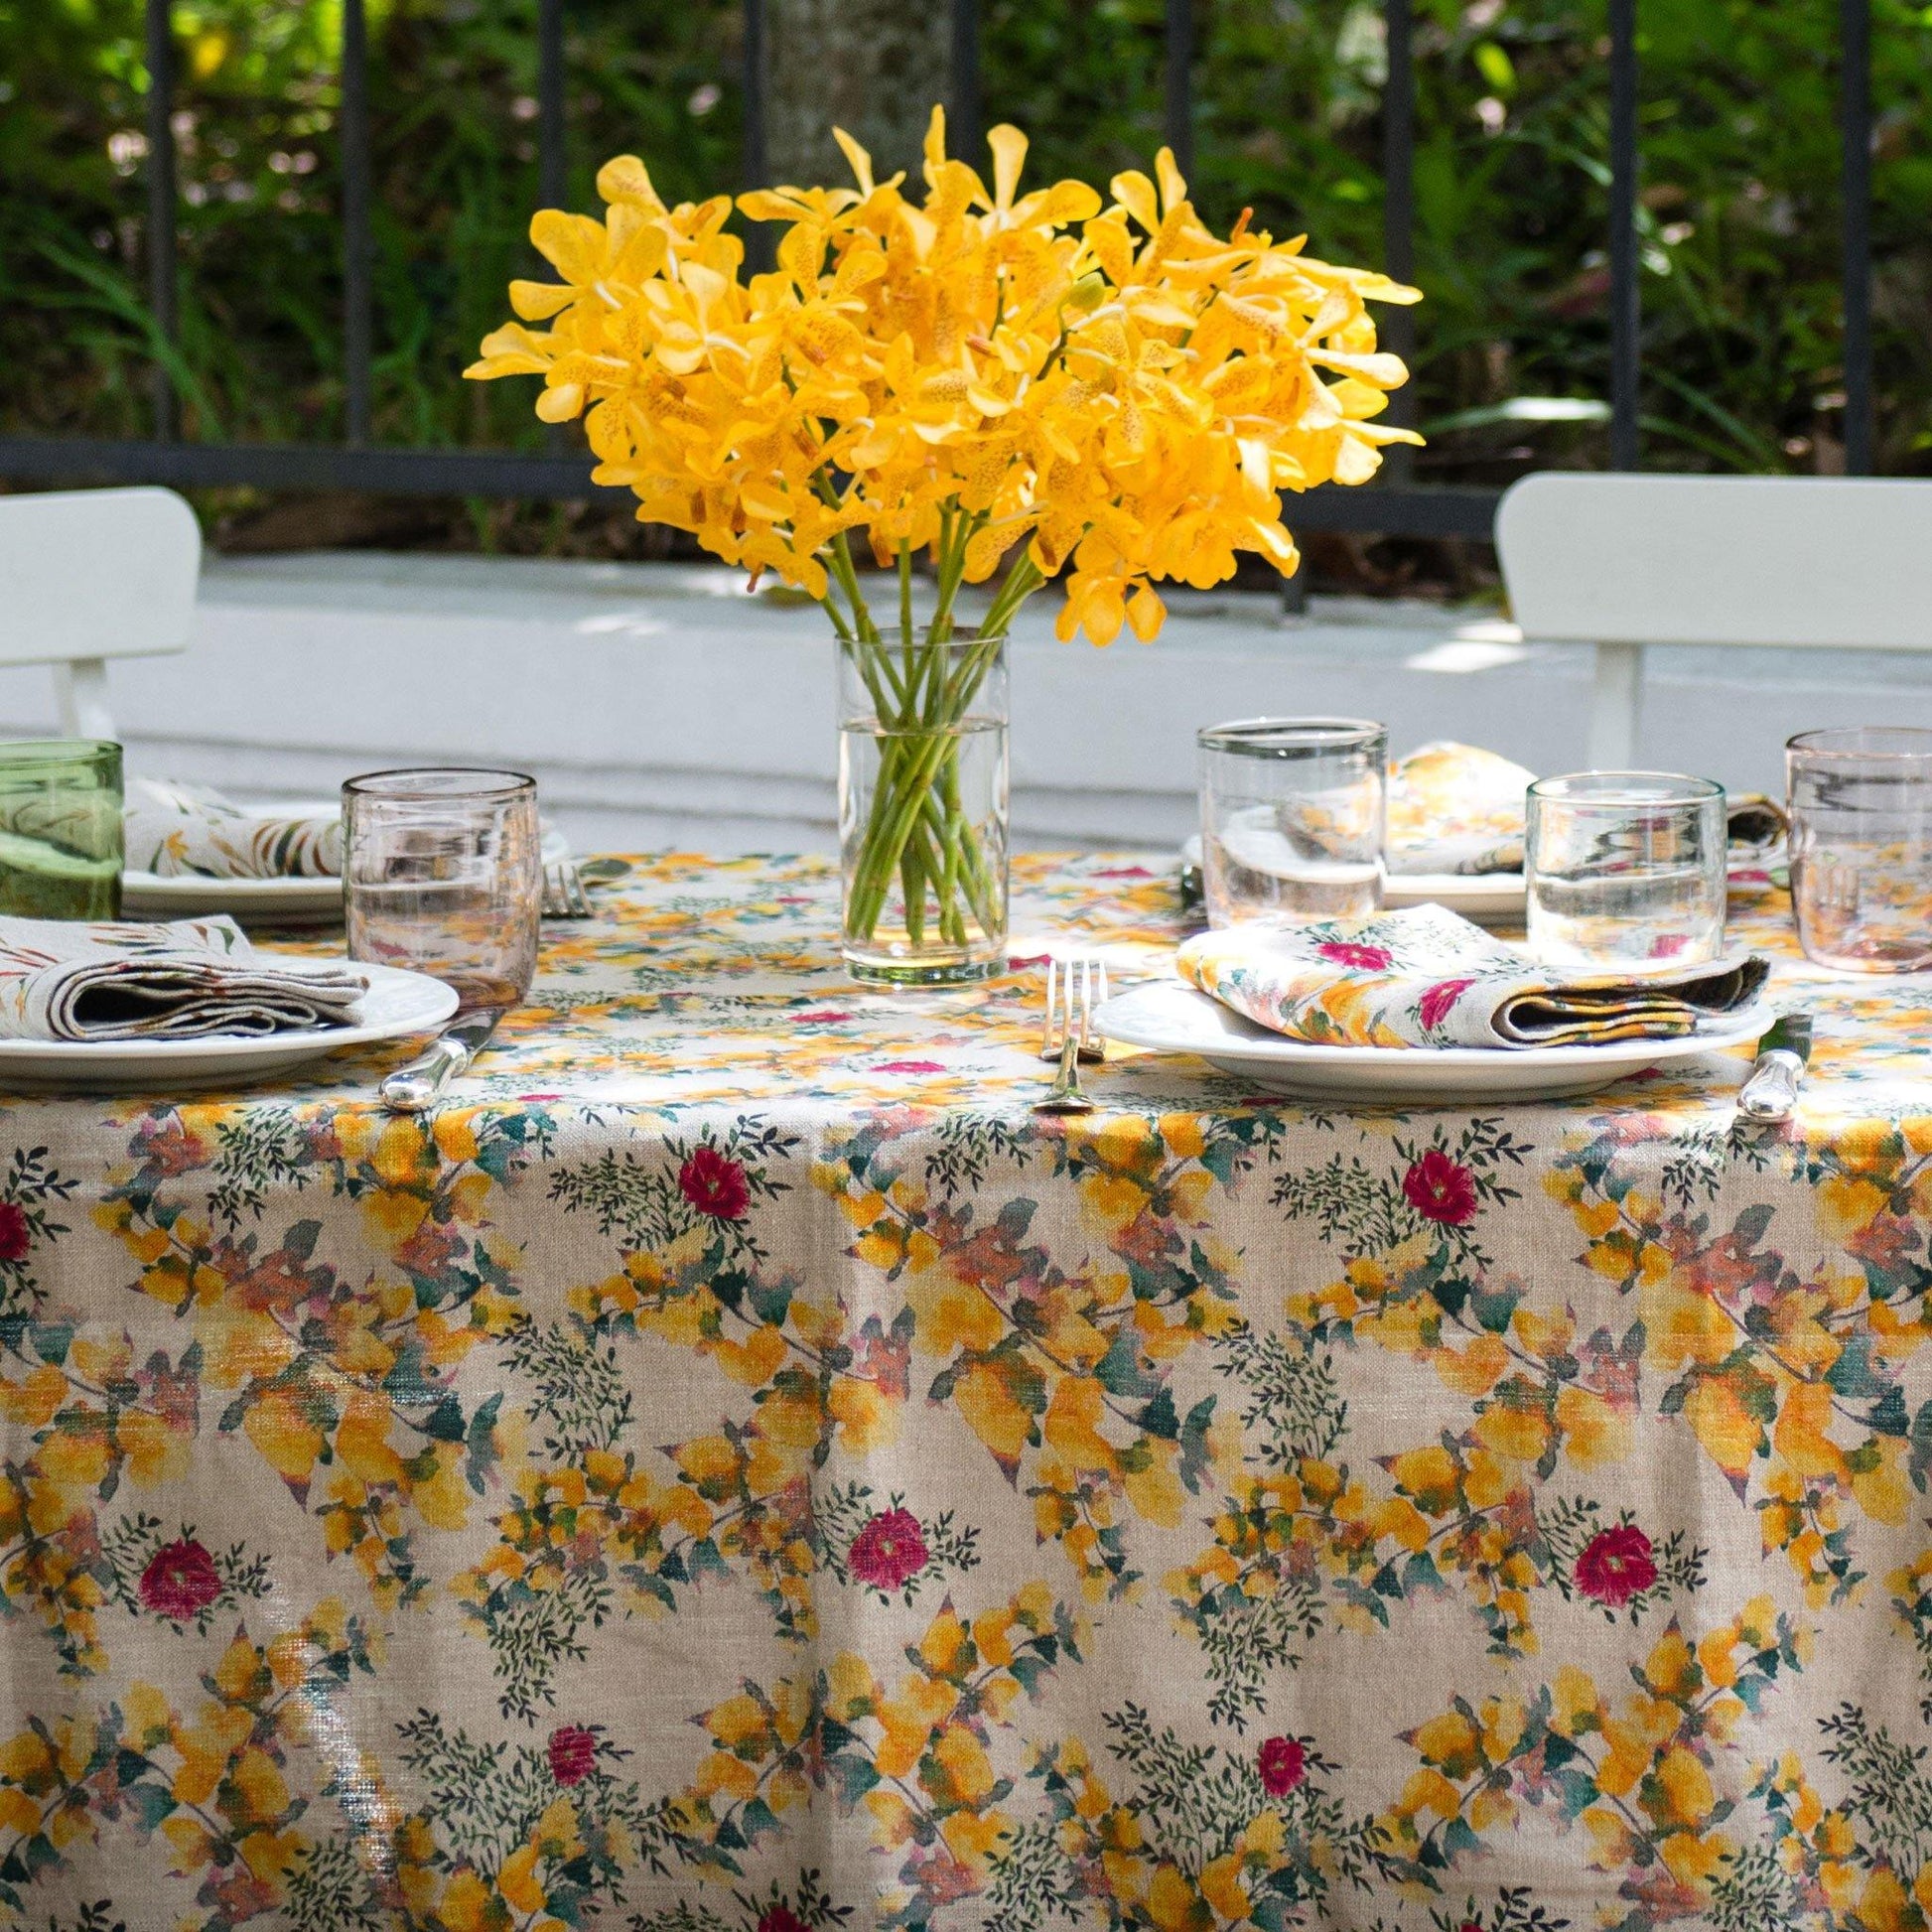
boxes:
[1176,903,1768,1048]
[1384,742,1788,878]
[0,914,366,1040]
[125,779,343,880]
[1385,743,1537,876]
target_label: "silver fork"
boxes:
[1036,955,1107,1115]
[542,858,592,918]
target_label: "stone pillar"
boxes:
[760,0,953,188]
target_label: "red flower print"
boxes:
[874,1059,946,1073]
[1418,978,1475,1032]
[0,1202,29,1264]
[1575,1523,1658,1607]
[1402,1149,1479,1227]
[1257,1734,1307,1797]
[1315,940,1394,972]
[547,1725,599,1786]
[678,1146,749,1221]
[758,1910,809,1932]
[138,1538,222,1619]
[848,1508,928,1590]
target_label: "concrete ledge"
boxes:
[2,551,1928,854]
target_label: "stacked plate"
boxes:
[122,802,572,922]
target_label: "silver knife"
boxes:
[1737,1013,1812,1122]
[379,1011,502,1114]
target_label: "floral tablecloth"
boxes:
[4,852,1932,1932]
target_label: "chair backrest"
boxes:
[1495,473,1932,766]
[0,486,201,738]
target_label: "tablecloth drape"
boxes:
[1,852,1929,1932]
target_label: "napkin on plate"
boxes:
[1384,742,1788,878]
[0,914,367,1040]
[1386,743,1537,876]
[125,779,342,880]
[1176,903,1767,1048]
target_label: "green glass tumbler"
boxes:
[0,741,124,919]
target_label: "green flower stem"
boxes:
[847,633,1005,938]
[839,521,1038,952]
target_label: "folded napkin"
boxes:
[1386,743,1537,876]
[1177,904,1767,1048]
[125,779,342,880]
[0,915,366,1040]
[1384,743,1788,878]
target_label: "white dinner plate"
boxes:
[1094,980,1768,1102]
[1381,870,1526,919]
[0,959,458,1093]
[123,814,573,922]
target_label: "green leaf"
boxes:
[1473,40,1516,92]
[1136,1387,1178,1440]
[421,1395,466,1443]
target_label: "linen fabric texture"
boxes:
[1383,741,1790,878]
[124,777,344,880]
[1177,902,1769,1047]
[0,912,365,1037]
[0,853,1925,1932]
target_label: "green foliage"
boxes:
[924,1111,1031,1197]
[0,1145,76,1319]
[5,0,1932,502]
[1818,1701,1932,1877]
[283,1839,387,1932]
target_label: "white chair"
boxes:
[1495,473,1932,768]
[0,486,201,739]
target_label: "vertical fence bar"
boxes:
[742,0,766,190]
[1840,0,1873,474]
[1606,0,1640,469]
[1381,0,1417,485]
[951,0,982,159]
[1166,0,1192,177]
[144,0,180,441]
[741,0,768,271]
[538,0,567,211]
[341,0,373,446]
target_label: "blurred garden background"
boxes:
[3,0,1930,580]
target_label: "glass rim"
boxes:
[1196,717,1386,757]
[0,738,120,764]
[1786,727,1932,762]
[1528,769,1724,807]
[343,765,536,802]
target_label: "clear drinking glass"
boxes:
[0,740,123,919]
[1197,718,1386,929]
[1787,727,1932,971]
[1526,771,1726,966]
[343,768,541,1011]
[839,632,1009,985]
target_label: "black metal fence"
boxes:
[0,0,1882,543]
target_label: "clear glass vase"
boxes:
[838,628,1009,985]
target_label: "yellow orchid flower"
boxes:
[471,108,1419,943]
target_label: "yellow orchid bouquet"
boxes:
[469,108,1419,971]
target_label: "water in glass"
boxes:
[0,741,122,919]
[1197,719,1385,928]
[1526,772,1725,966]
[344,768,541,1012]
[840,713,1008,983]
[1788,727,1932,971]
